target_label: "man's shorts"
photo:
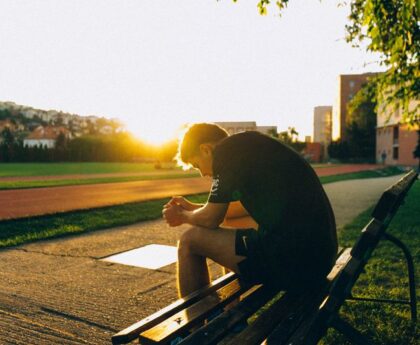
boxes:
[235,228,335,291]
[235,229,266,284]
[235,228,292,288]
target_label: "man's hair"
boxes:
[176,123,228,170]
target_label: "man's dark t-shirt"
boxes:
[208,131,338,287]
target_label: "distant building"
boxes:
[214,122,257,135]
[255,125,278,136]
[332,73,377,141]
[214,122,277,136]
[313,106,332,160]
[24,126,71,148]
[313,106,332,144]
[376,100,419,166]
[303,142,322,163]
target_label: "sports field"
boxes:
[0,162,177,177]
[0,163,402,190]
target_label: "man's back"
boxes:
[211,131,338,286]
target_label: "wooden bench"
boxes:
[112,170,418,345]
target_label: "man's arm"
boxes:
[165,196,204,211]
[163,201,228,229]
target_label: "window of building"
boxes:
[393,147,399,160]
[393,126,399,139]
[349,81,355,89]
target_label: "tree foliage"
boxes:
[345,80,377,160]
[0,132,179,163]
[253,0,419,124]
[276,126,306,152]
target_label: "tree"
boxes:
[414,130,420,163]
[0,127,15,162]
[54,132,68,161]
[253,0,419,124]
[345,81,377,160]
[277,127,306,152]
[328,140,351,160]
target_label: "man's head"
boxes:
[176,123,229,176]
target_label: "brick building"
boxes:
[303,142,322,163]
[332,73,377,141]
[376,100,419,166]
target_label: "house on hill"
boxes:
[23,126,71,148]
[0,119,24,132]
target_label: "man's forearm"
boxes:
[181,208,224,229]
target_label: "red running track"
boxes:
[0,164,380,220]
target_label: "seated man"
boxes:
[162,123,337,298]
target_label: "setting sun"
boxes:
[128,120,183,146]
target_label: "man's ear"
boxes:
[199,143,214,157]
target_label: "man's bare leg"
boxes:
[177,241,210,298]
[177,226,246,298]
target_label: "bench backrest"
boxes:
[305,170,418,343]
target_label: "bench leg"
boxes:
[383,233,417,323]
[330,316,375,345]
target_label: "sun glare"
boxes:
[130,122,180,146]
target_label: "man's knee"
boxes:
[178,226,203,255]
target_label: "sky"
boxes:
[0,0,384,144]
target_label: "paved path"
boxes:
[0,175,406,344]
[0,164,379,220]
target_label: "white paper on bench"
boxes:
[102,244,177,269]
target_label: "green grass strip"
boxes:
[0,172,199,190]
[319,166,405,184]
[0,162,172,177]
[321,181,419,345]
[0,166,403,190]
[0,194,208,248]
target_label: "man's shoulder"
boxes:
[216,131,273,150]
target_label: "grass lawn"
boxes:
[0,165,403,190]
[0,162,177,177]
[318,166,404,184]
[0,172,199,190]
[321,180,419,345]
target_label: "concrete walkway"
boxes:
[0,175,405,344]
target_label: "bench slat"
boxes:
[371,170,417,221]
[111,272,236,345]
[178,284,279,345]
[260,248,352,345]
[139,278,252,344]
[222,249,352,345]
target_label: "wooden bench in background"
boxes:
[112,170,418,345]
